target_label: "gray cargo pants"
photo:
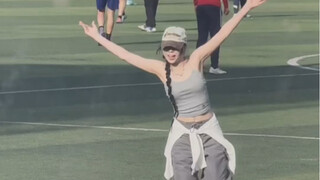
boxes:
[171,122,233,180]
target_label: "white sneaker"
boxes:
[126,0,136,5]
[138,24,156,32]
[146,27,156,32]
[209,67,227,74]
[245,14,252,18]
[138,24,146,30]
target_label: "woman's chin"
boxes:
[166,58,177,64]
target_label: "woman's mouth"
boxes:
[168,55,176,60]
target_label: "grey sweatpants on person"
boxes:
[171,122,233,180]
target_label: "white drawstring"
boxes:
[189,127,207,174]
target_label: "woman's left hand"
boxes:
[79,21,100,39]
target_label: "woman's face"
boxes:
[162,46,182,65]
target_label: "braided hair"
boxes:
[161,42,186,124]
[165,61,179,120]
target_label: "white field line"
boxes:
[0,121,168,132]
[225,132,319,140]
[0,121,319,140]
[300,158,319,161]
[0,73,317,95]
[287,54,320,71]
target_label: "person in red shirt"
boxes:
[194,0,229,74]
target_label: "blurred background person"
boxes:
[194,0,230,74]
[116,0,127,23]
[138,0,159,33]
[96,0,119,42]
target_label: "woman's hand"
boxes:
[245,0,267,10]
[224,7,230,15]
[79,21,100,39]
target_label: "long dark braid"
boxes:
[165,61,179,121]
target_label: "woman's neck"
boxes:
[171,59,187,77]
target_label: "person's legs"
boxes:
[138,0,157,32]
[202,6,226,74]
[96,0,107,45]
[196,6,225,73]
[117,0,127,23]
[144,0,157,28]
[151,0,159,27]
[207,6,221,69]
[96,0,107,34]
[97,10,105,34]
[233,0,240,14]
[195,6,210,49]
[201,135,232,180]
[144,0,151,27]
[106,8,115,40]
[172,134,199,180]
[105,0,119,40]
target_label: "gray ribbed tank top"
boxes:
[164,70,212,118]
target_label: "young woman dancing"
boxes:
[79,0,267,179]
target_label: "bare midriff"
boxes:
[177,112,213,123]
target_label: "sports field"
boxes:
[0,0,319,180]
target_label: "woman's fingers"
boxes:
[247,0,267,9]
[256,0,267,7]
[91,21,98,30]
[79,21,87,29]
[79,21,92,33]
[260,0,267,5]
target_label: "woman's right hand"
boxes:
[79,21,100,39]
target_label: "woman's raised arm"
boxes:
[79,21,165,77]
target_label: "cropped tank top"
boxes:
[164,70,212,118]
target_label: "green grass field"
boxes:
[0,0,319,180]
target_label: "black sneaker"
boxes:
[105,33,111,40]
